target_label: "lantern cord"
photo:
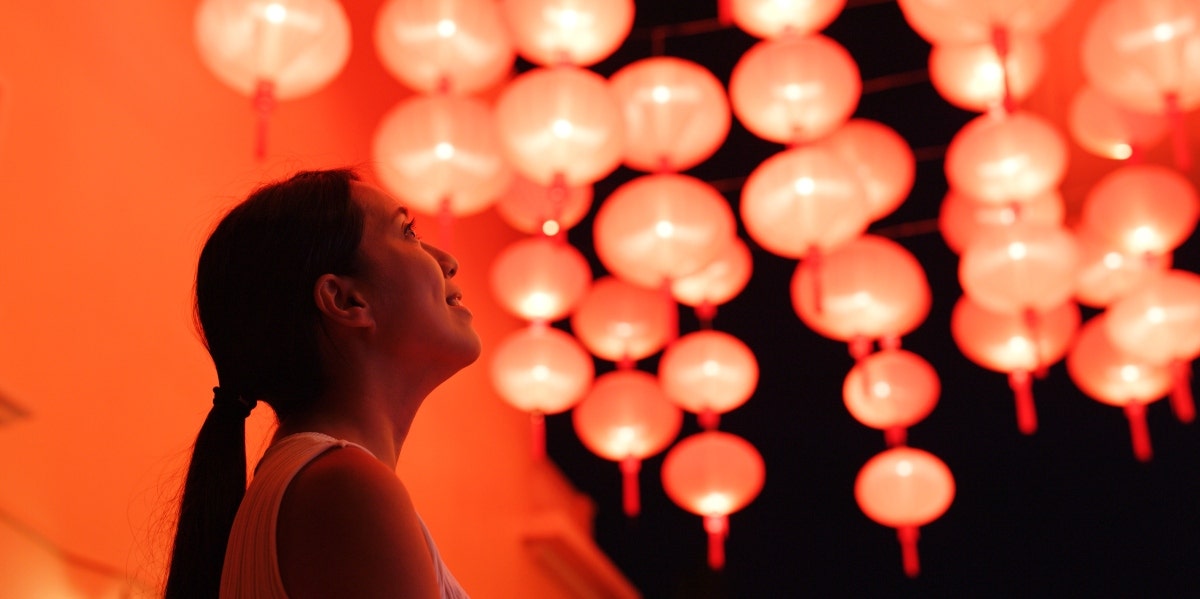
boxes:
[1124,402,1153,462]
[698,408,720,431]
[1169,359,1196,424]
[1009,369,1037,435]
[897,526,921,578]
[1165,93,1192,172]
[253,79,275,160]
[530,411,546,460]
[620,457,641,517]
[885,427,907,448]
[704,514,729,571]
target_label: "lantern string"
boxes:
[885,427,907,448]
[1124,402,1153,462]
[620,457,641,517]
[703,514,729,570]
[699,408,720,431]
[897,525,921,578]
[1169,359,1196,424]
[1009,369,1038,435]
[530,411,546,460]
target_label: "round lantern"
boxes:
[944,110,1068,205]
[843,349,940,447]
[1074,227,1172,309]
[671,236,754,320]
[740,145,869,259]
[729,34,861,144]
[494,174,593,236]
[896,0,1072,45]
[661,431,765,570]
[494,66,625,186]
[490,236,592,322]
[571,276,674,364]
[821,119,916,222]
[374,0,514,94]
[729,0,846,38]
[659,330,759,429]
[573,369,684,516]
[938,188,1065,255]
[928,35,1045,113]
[594,174,736,289]
[855,446,955,578]
[609,57,731,172]
[1068,314,1171,461]
[958,222,1078,315]
[1081,164,1200,257]
[373,94,511,217]
[1068,86,1169,161]
[502,0,634,67]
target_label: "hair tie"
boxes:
[212,386,256,418]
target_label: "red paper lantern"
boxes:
[855,447,955,578]
[490,236,591,322]
[821,119,916,222]
[843,349,940,446]
[928,35,1045,113]
[1081,164,1200,257]
[1074,227,1172,309]
[571,276,674,364]
[502,0,634,67]
[938,188,1064,255]
[659,330,759,429]
[1068,86,1169,161]
[374,0,514,94]
[896,0,1072,44]
[729,0,846,38]
[494,174,593,236]
[958,222,1078,315]
[670,236,754,315]
[944,111,1067,205]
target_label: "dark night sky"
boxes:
[537,2,1200,598]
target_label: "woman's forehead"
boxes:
[351,181,407,220]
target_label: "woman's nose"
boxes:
[422,242,458,278]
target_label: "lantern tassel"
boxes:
[620,457,641,517]
[1123,402,1153,462]
[253,79,275,160]
[530,411,546,460]
[885,427,907,448]
[1165,92,1191,172]
[1009,370,1037,435]
[704,514,728,570]
[898,526,921,578]
[696,300,716,330]
[1169,359,1195,424]
[699,408,720,431]
[438,196,454,252]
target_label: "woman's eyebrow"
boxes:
[392,206,409,222]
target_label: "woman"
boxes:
[165,169,480,598]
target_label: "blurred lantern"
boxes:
[938,188,1064,255]
[594,174,736,289]
[843,349,940,447]
[821,118,916,222]
[740,145,869,259]
[855,446,955,578]
[609,57,731,172]
[951,296,1081,434]
[729,0,846,38]
[490,236,591,322]
[896,0,1072,45]
[495,66,624,186]
[928,35,1045,113]
[1068,314,1171,462]
[671,236,754,325]
[958,222,1078,315]
[661,431,765,570]
[194,0,351,158]
[494,174,593,236]
[571,276,674,365]
[1106,269,1200,424]
[373,0,514,94]
[1068,86,1169,161]
[1074,227,1172,309]
[944,110,1068,204]
[729,34,861,144]
[491,324,594,457]
[659,330,760,430]
[1081,164,1200,258]
[502,0,635,67]
[573,369,683,516]
[373,94,511,217]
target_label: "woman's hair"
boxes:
[165,168,364,598]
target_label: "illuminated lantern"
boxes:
[928,35,1045,113]
[491,324,594,456]
[494,174,593,236]
[661,431,765,570]
[573,369,683,516]
[495,66,624,186]
[374,0,514,94]
[843,349,940,447]
[958,222,1078,315]
[944,111,1067,204]
[194,0,351,158]
[937,188,1064,255]
[1068,86,1169,161]
[594,174,736,289]
[1068,314,1171,462]
[896,0,1072,45]
[1074,228,1172,309]
[1081,164,1200,258]
[571,276,674,364]
[502,0,635,67]
[855,446,955,578]
[373,94,511,217]
[951,296,1081,434]
[671,236,754,321]
[729,34,861,145]
[1106,270,1200,424]
[821,119,916,222]
[659,330,759,429]
[609,57,731,172]
[729,0,846,38]
[740,145,869,259]
[490,237,591,322]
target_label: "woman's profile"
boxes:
[165,169,480,598]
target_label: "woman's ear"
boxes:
[314,274,373,328]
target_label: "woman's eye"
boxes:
[403,219,420,239]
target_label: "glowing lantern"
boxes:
[944,111,1067,204]
[1068,86,1169,161]
[820,119,915,222]
[896,0,1072,45]
[194,0,351,158]
[671,236,754,321]
[373,94,511,217]
[951,296,1081,434]
[958,222,1078,315]
[571,276,674,364]
[855,446,955,578]
[373,0,514,94]
[1074,228,1172,309]
[843,349,940,447]
[937,188,1064,255]
[928,35,1045,113]
[729,0,846,38]
[609,57,731,172]
[740,145,869,259]
[494,66,625,186]
[661,431,765,570]
[728,34,861,144]
[1068,314,1171,462]
[494,174,593,236]
[1106,270,1200,424]
[502,0,635,67]
[659,330,759,430]
[573,369,683,516]
[594,174,736,289]
[1081,164,1200,258]
[490,237,591,322]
